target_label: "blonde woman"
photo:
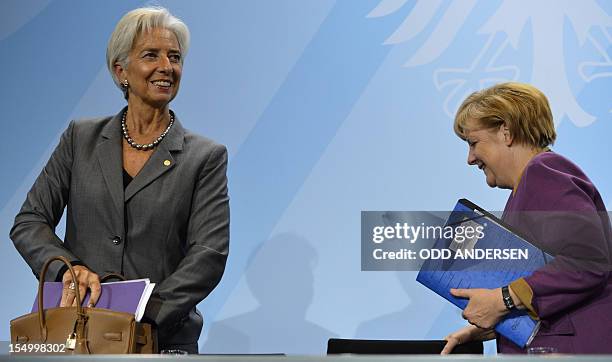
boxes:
[442,83,611,354]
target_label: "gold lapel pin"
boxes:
[163,160,171,166]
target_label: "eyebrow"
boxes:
[140,48,181,54]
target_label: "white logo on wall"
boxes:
[369,0,612,125]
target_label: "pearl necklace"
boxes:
[121,109,174,151]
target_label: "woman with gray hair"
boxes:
[10,7,229,353]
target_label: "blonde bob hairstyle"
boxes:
[454,82,556,149]
[106,7,190,92]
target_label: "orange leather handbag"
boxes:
[10,256,157,354]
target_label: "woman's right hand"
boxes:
[60,265,101,308]
[441,325,495,354]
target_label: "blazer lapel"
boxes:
[124,118,185,202]
[96,111,125,218]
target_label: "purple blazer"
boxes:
[498,152,612,353]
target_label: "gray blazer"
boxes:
[10,109,230,349]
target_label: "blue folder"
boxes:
[416,199,553,348]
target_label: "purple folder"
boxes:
[32,279,151,320]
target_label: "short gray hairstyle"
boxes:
[106,7,190,91]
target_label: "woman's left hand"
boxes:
[451,288,508,329]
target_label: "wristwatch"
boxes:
[501,285,517,311]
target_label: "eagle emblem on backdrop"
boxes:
[368,0,612,126]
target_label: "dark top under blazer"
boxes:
[10,109,230,348]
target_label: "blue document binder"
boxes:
[416,199,552,348]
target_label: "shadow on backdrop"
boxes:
[202,232,337,354]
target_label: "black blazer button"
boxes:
[112,236,122,245]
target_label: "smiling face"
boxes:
[465,123,514,189]
[115,27,182,109]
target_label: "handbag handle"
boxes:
[37,256,84,342]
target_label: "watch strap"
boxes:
[502,285,516,311]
